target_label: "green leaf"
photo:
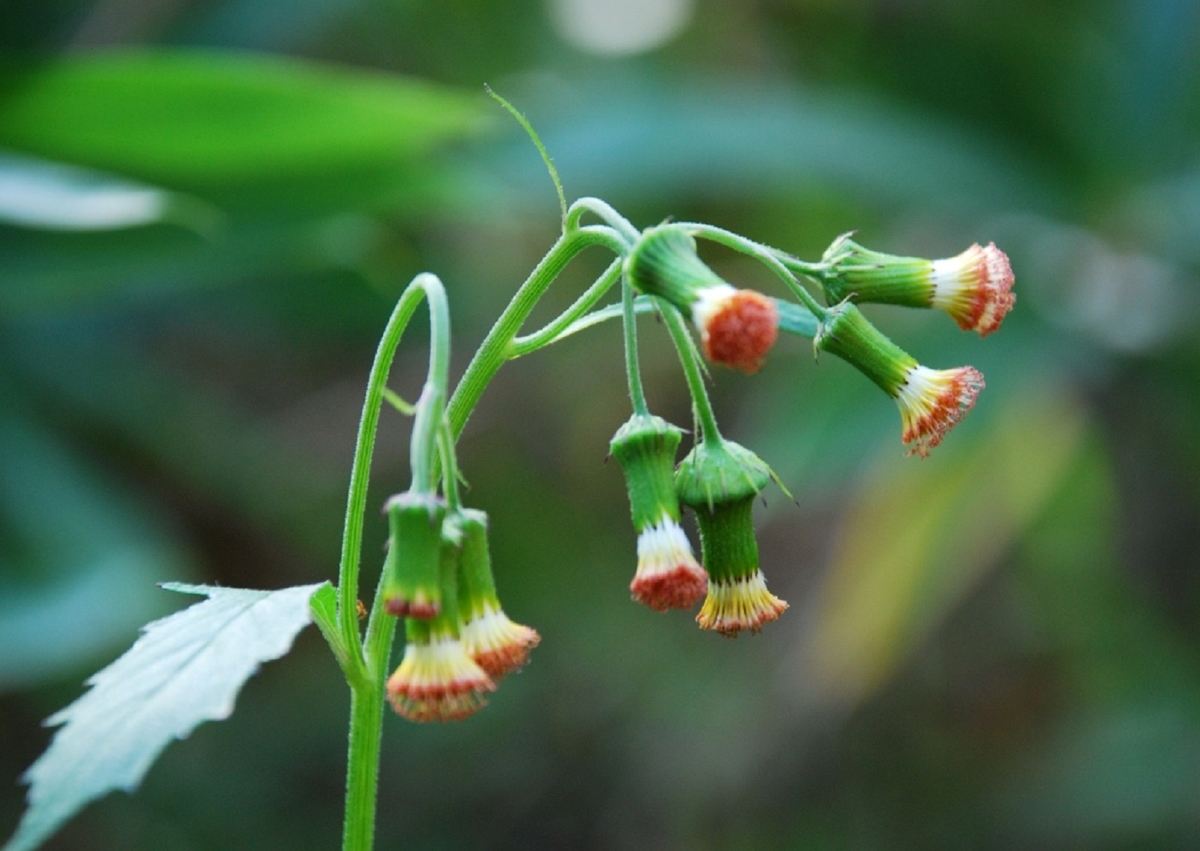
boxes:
[0,49,485,209]
[2,581,327,851]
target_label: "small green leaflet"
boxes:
[2,581,328,851]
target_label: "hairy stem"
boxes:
[656,298,723,446]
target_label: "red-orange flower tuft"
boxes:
[459,604,541,680]
[630,518,707,611]
[692,286,780,373]
[896,365,985,458]
[930,243,1015,337]
[386,636,496,722]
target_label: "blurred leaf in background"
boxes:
[4,0,1200,849]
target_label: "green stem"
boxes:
[336,274,451,665]
[678,222,830,320]
[656,297,722,446]
[622,275,649,415]
[438,417,463,512]
[510,258,623,357]
[567,196,640,244]
[446,225,625,438]
[334,275,450,851]
[342,569,399,851]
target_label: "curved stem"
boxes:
[622,275,649,415]
[510,258,623,357]
[678,222,830,320]
[656,298,722,446]
[567,196,640,244]
[446,225,625,439]
[335,274,450,673]
[408,275,452,495]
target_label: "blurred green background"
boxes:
[4,1,1200,849]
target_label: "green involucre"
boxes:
[383,492,447,617]
[625,225,726,312]
[815,302,916,397]
[610,414,685,532]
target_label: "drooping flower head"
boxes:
[387,515,495,722]
[815,301,985,457]
[381,491,446,618]
[820,234,1015,337]
[610,414,707,611]
[675,439,787,636]
[454,508,540,679]
[626,225,779,373]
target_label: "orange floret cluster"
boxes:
[696,570,788,637]
[459,604,541,680]
[895,365,986,458]
[630,518,708,611]
[386,636,496,723]
[930,242,1015,337]
[693,286,780,374]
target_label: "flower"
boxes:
[815,302,984,457]
[894,365,985,458]
[691,285,780,374]
[675,439,788,636]
[455,509,540,678]
[610,414,706,611]
[929,242,1015,337]
[626,225,779,373]
[459,601,541,680]
[630,517,708,611]
[697,568,788,637]
[386,623,496,723]
[820,234,1015,336]
[387,513,497,722]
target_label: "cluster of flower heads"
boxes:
[382,497,539,722]
[381,224,1014,719]
[608,224,1014,634]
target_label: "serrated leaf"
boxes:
[2,581,327,851]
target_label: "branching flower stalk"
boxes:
[328,174,1014,849]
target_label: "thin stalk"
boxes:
[446,225,625,438]
[678,222,830,320]
[437,418,463,513]
[622,275,649,415]
[656,298,722,446]
[567,196,640,245]
[510,258,623,357]
[336,274,451,662]
[342,569,399,851]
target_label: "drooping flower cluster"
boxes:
[385,507,538,723]
[382,221,1013,723]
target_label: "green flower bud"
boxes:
[815,302,985,457]
[610,414,706,611]
[626,226,779,373]
[382,491,446,618]
[455,508,540,679]
[675,440,786,636]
